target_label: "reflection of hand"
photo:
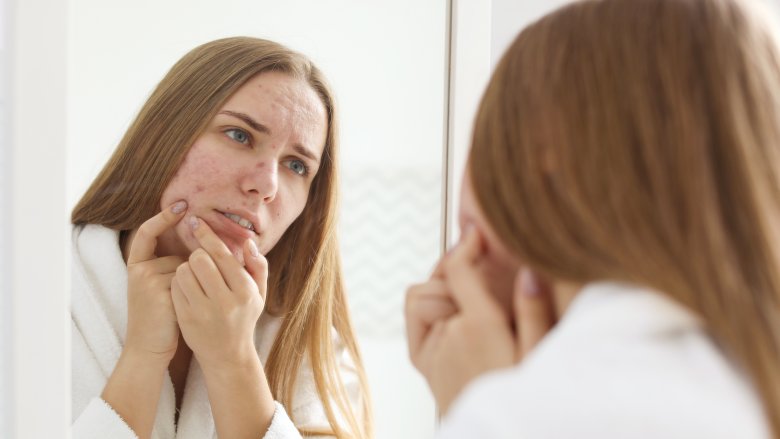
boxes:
[405,228,556,415]
[124,200,188,363]
[170,216,267,371]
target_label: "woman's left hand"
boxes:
[170,216,268,370]
[405,227,556,415]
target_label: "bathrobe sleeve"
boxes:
[262,402,303,438]
[72,397,139,439]
[71,318,138,438]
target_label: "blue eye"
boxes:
[226,128,250,144]
[288,160,309,176]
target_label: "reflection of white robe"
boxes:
[438,282,771,439]
[71,225,360,439]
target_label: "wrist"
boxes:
[120,345,173,370]
[198,343,262,378]
[198,345,276,439]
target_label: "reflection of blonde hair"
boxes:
[470,0,780,435]
[72,37,371,438]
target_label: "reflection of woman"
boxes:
[71,37,370,439]
[407,0,779,437]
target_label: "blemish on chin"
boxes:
[195,185,204,193]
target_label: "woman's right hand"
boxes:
[124,200,188,363]
[405,228,556,415]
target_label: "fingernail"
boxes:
[171,200,187,214]
[248,239,259,258]
[189,216,200,230]
[520,268,541,297]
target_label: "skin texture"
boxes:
[154,71,327,265]
[104,72,328,439]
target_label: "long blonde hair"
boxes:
[471,0,780,435]
[72,37,372,438]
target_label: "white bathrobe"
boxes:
[71,224,361,438]
[437,282,771,438]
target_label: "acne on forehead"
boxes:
[227,73,327,152]
[270,89,325,132]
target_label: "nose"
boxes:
[242,160,278,204]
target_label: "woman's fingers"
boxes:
[242,239,268,303]
[148,255,187,274]
[171,277,190,308]
[127,200,187,265]
[188,249,230,298]
[514,268,555,361]
[175,262,208,307]
[189,216,251,292]
[443,227,506,321]
[405,280,457,361]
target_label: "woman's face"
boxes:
[458,169,522,317]
[157,71,328,264]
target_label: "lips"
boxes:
[222,211,255,231]
[211,210,258,241]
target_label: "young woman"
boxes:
[71,37,371,439]
[407,0,780,437]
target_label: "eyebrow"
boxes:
[219,110,321,164]
[220,110,270,134]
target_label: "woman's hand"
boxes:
[170,216,276,438]
[124,200,188,363]
[405,227,556,415]
[170,216,268,370]
[102,200,188,439]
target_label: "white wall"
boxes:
[0,0,8,436]
[491,0,573,69]
[7,0,70,437]
[67,0,447,209]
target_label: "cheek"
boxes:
[273,191,308,228]
[260,183,310,249]
[477,259,517,318]
[477,239,521,316]
[160,144,227,207]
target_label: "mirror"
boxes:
[68,1,447,437]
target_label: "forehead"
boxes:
[219,71,328,150]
